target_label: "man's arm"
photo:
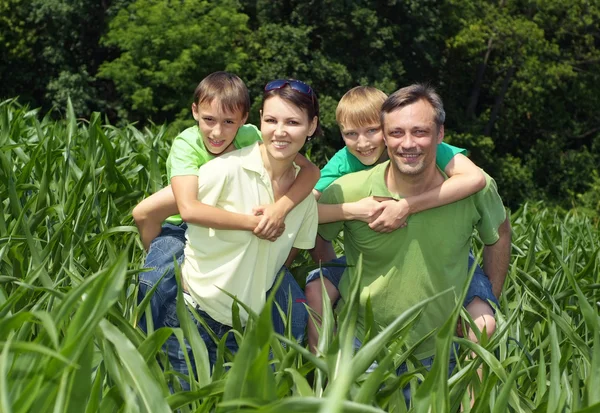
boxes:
[482,217,512,299]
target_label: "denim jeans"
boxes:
[137,224,308,340]
[162,266,308,390]
[306,253,498,309]
[137,222,187,333]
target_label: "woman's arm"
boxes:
[253,153,321,239]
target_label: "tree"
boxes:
[99,0,252,123]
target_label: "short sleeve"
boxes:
[435,142,467,171]
[315,148,368,193]
[292,198,319,250]
[168,136,206,179]
[315,150,346,192]
[316,183,346,241]
[474,173,507,245]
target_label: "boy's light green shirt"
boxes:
[315,142,465,192]
[183,142,318,326]
[164,124,261,224]
[318,162,506,359]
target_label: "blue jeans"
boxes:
[162,266,308,390]
[137,224,308,340]
[137,222,187,333]
[305,253,499,309]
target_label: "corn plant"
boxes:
[1,99,599,412]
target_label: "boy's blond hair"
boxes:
[193,71,250,116]
[335,86,388,129]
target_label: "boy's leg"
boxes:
[463,253,498,341]
[269,266,309,343]
[305,256,346,352]
[138,222,187,332]
[463,254,497,407]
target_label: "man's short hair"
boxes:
[336,86,388,130]
[193,71,250,116]
[381,83,445,128]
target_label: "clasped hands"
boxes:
[350,196,409,233]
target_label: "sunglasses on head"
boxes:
[264,79,314,97]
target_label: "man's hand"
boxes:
[252,204,286,241]
[368,198,410,233]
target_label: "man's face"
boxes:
[192,99,247,156]
[382,99,443,176]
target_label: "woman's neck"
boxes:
[259,143,296,182]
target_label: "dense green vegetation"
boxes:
[1,101,599,412]
[1,0,599,209]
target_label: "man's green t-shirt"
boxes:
[314,142,465,193]
[317,162,506,359]
[164,124,261,224]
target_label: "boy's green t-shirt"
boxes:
[164,124,261,224]
[314,142,466,193]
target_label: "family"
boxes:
[132,72,511,404]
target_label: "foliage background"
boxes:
[1,100,599,412]
[1,0,599,210]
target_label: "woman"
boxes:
[164,79,320,384]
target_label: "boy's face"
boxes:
[341,122,386,166]
[192,99,248,156]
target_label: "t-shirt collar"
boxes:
[240,142,264,174]
[370,161,401,200]
[370,161,448,200]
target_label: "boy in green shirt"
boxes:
[305,86,498,353]
[133,72,320,338]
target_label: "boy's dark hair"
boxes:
[193,72,250,116]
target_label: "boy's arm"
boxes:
[317,197,385,224]
[132,186,179,250]
[171,175,262,232]
[369,153,486,232]
[253,153,320,239]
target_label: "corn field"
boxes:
[1,99,599,413]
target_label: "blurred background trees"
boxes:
[1,0,598,210]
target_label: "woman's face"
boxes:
[260,95,317,162]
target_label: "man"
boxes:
[313,83,511,399]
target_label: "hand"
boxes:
[252,204,286,242]
[368,198,409,233]
[349,196,386,223]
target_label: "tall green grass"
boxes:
[1,99,599,412]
